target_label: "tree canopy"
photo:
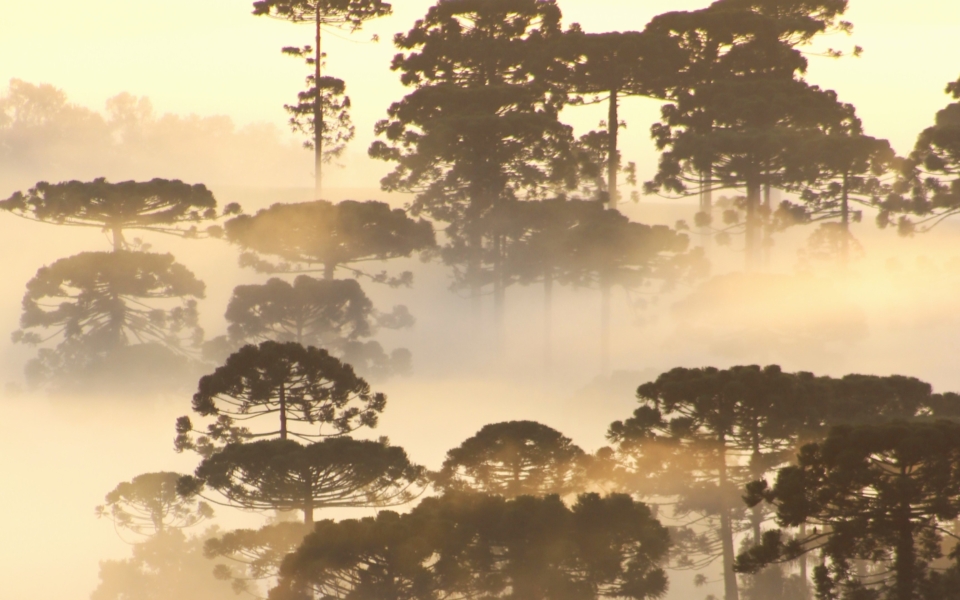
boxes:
[96,472,213,537]
[435,420,588,497]
[224,200,435,283]
[0,177,239,250]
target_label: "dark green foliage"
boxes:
[13,251,206,390]
[252,0,391,29]
[207,275,414,379]
[182,437,424,523]
[224,200,435,283]
[96,472,213,537]
[736,421,960,600]
[880,76,960,234]
[0,177,238,250]
[271,492,670,600]
[91,529,236,600]
[435,420,588,497]
[204,521,313,596]
[176,341,385,455]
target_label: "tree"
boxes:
[204,520,314,596]
[737,420,960,600]
[879,76,960,235]
[0,178,239,251]
[181,437,424,524]
[224,200,435,284]
[205,275,414,379]
[369,0,577,319]
[608,365,815,600]
[563,29,682,208]
[96,472,213,538]
[175,340,386,456]
[435,420,588,497]
[252,0,392,198]
[13,251,206,390]
[271,491,671,600]
[556,205,706,374]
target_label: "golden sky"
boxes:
[2,0,959,187]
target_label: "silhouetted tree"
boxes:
[369,0,577,319]
[206,275,414,379]
[271,491,670,600]
[175,341,385,456]
[608,365,814,600]
[0,178,239,251]
[180,437,424,524]
[435,420,588,497]
[13,251,206,390]
[204,520,313,596]
[737,420,960,600]
[96,472,213,538]
[224,200,435,284]
[563,29,681,207]
[252,0,392,197]
[879,76,960,235]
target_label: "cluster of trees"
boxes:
[93,350,960,600]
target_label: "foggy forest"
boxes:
[3,1,960,600]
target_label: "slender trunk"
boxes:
[700,166,713,248]
[468,227,482,326]
[893,469,915,600]
[313,13,323,200]
[279,383,288,440]
[600,271,611,376]
[762,181,772,269]
[543,266,553,371]
[323,262,335,280]
[718,436,740,600]
[750,422,763,545]
[112,225,125,252]
[745,177,762,272]
[303,478,314,525]
[607,89,620,209]
[840,172,850,268]
[799,523,808,595]
[493,232,504,352]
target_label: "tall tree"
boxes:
[252,0,392,198]
[879,76,960,235]
[0,178,239,251]
[563,29,682,208]
[175,340,385,456]
[13,251,206,390]
[369,0,577,322]
[435,420,588,497]
[271,491,671,600]
[224,200,435,284]
[737,420,960,600]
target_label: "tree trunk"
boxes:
[700,167,713,248]
[607,89,620,209]
[323,262,335,280]
[313,12,324,200]
[493,232,505,352]
[303,479,314,525]
[762,181,772,269]
[468,227,482,326]
[600,271,611,376]
[745,178,762,272]
[718,437,740,600]
[279,383,288,440]
[840,172,850,268]
[111,225,125,252]
[893,470,916,600]
[543,266,553,372]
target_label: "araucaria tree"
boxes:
[252,0,392,197]
[13,251,206,389]
[737,420,960,600]
[207,275,414,379]
[0,177,238,251]
[271,492,671,600]
[224,199,435,284]
[435,420,588,497]
[96,471,213,538]
[369,0,578,319]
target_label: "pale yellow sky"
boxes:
[1,0,958,188]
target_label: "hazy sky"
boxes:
[2,0,959,190]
